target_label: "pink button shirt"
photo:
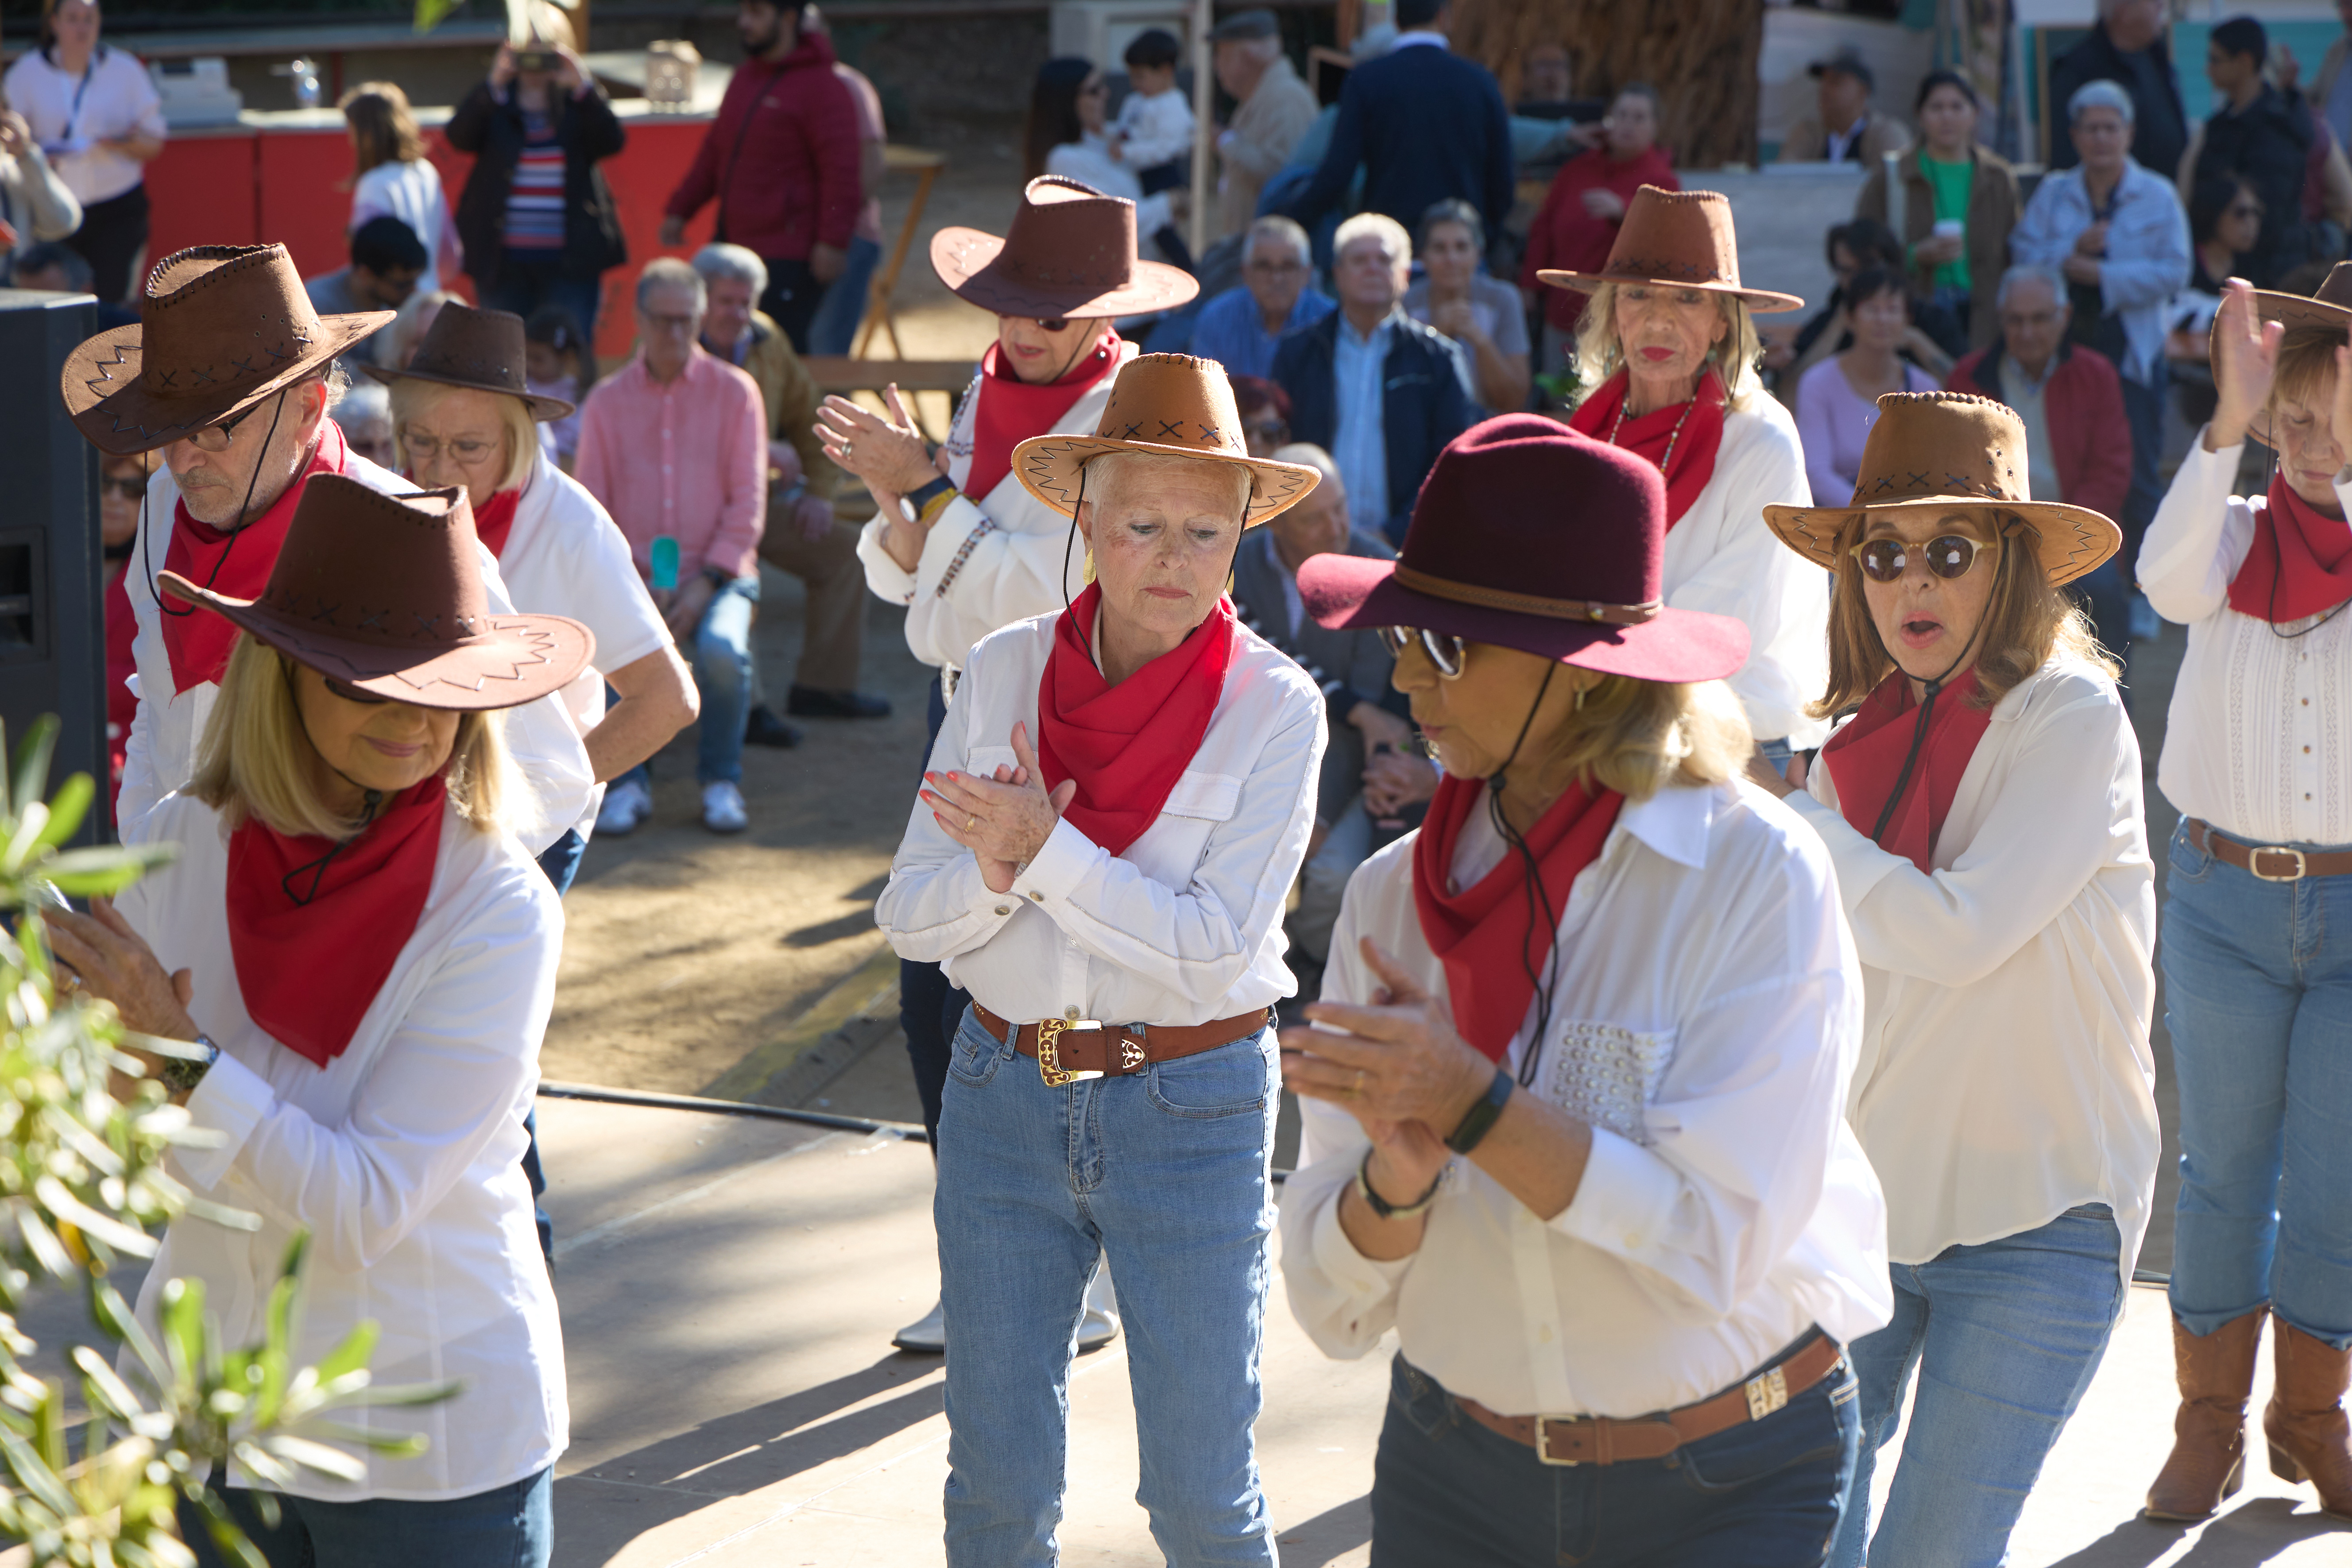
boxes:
[574,345,768,582]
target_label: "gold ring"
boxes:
[968,813,978,830]
[1353,1068,1366,1095]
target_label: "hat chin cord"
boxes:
[1485,664,1566,1089]
[147,390,293,623]
[1866,580,1994,848]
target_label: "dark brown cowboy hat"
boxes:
[364,301,575,421]
[2211,262,2352,447]
[1014,354,1320,526]
[931,176,1199,319]
[1300,415,1749,684]
[159,475,593,710]
[1536,186,1805,314]
[61,244,395,456]
[1761,391,2120,587]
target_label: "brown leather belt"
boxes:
[2186,818,2352,882]
[973,1004,1273,1088]
[1453,1331,1845,1466]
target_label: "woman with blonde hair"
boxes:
[41,475,593,1566]
[1281,415,1891,1568]
[1753,391,2158,1567]
[1539,185,1829,759]
[342,79,461,295]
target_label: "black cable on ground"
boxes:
[535,1080,929,1140]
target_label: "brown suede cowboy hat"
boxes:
[2212,261,2352,447]
[1013,353,1320,526]
[1536,186,1805,314]
[931,175,1199,319]
[364,301,575,421]
[61,244,396,456]
[1761,391,2120,587]
[160,474,593,709]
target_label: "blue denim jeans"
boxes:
[619,576,758,793]
[179,1466,552,1568]
[2162,819,2352,1349]
[484,255,602,347]
[934,1004,1280,1567]
[1832,1205,2124,1568]
[806,234,882,356]
[1371,1344,1858,1568]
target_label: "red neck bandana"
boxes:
[160,419,350,695]
[1034,580,1236,857]
[2231,473,2352,624]
[965,329,1122,502]
[1411,774,1624,1061]
[225,776,449,1068]
[1566,367,1728,529]
[472,485,522,559]
[1821,669,1995,875]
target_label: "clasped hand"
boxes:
[920,722,1077,894]
[41,897,199,1101]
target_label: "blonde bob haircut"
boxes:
[1570,280,1766,411]
[1523,668,1753,804]
[389,376,539,495]
[1812,508,2117,719]
[189,634,520,841]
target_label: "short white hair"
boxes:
[1333,212,1412,270]
[1085,451,1252,517]
[1270,440,1338,487]
[1995,263,2067,311]
[2069,78,2135,127]
[637,256,708,313]
[692,243,769,297]
[1244,215,1311,269]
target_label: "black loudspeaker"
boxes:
[0,290,104,844]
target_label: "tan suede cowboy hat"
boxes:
[1761,391,2121,587]
[1012,353,1321,526]
[1536,186,1805,314]
[364,301,576,421]
[931,175,1199,319]
[62,244,396,456]
[2213,260,2352,448]
[160,474,593,709]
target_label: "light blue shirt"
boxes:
[1332,309,1396,533]
[1189,283,1338,381]
[2009,158,2190,388]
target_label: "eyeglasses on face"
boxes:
[402,428,501,464]
[1246,259,1306,276]
[1377,625,1467,678]
[186,397,271,453]
[324,675,391,706]
[2226,202,2263,220]
[1849,533,1999,583]
[100,475,147,499]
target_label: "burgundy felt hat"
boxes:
[1298,415,1750,683]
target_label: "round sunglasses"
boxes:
[1848,533,2000,584]
[1377,625,1467,678]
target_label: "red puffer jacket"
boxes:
[665,30,860,259]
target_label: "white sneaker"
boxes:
[893,1298,946,1353]
[595,776,651,836]
[701,781,748,834]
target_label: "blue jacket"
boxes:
[1282,42,1515,236]
[1272,309,1473,545]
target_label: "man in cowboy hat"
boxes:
[876,355,1323,1563]
[818,174,1195,1353]
[64,240,595,854]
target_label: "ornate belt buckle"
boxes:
[2252,846,2308,882]
[1036,1018,1104,1087]
[1744,1365,1789,1422]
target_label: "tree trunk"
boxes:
[1451,0,1765,170]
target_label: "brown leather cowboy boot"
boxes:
[2145,1309,2267,1522]
[2265,1319,2352,1520]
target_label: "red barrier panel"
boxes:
[144,113,721,366]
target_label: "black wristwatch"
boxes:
[1445,1066,1514,1155]
[160,1033,220,1096]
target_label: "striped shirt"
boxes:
[504,108,565,250]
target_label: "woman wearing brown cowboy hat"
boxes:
[43,476,593,1567]
[1750,392,2158,1567]
[2133,269,2352,1526]
[1279,414,1890,1568]
[63,242,595,859]
[367,300,696,888]
[1538,185,1831,760]
[818,175,1197,1353]
[876,355,1324,1564]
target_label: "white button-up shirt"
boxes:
[115,791,567,1502]
[877,606,1324,1027]
[117,443,596,855]
[2141,433,2352,846]
[1786,658,2159,1292]
[856,340,1140,674]
[1667,395,1832,748]
[1280,776,1892,1421]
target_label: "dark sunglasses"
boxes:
[1377,626,1467,678]
[100,475,147,499]
[1034,316,1071,333]
[1849,533,1999,583]
[323,675,391,706]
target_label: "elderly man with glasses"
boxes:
[1188,215,1336,380]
